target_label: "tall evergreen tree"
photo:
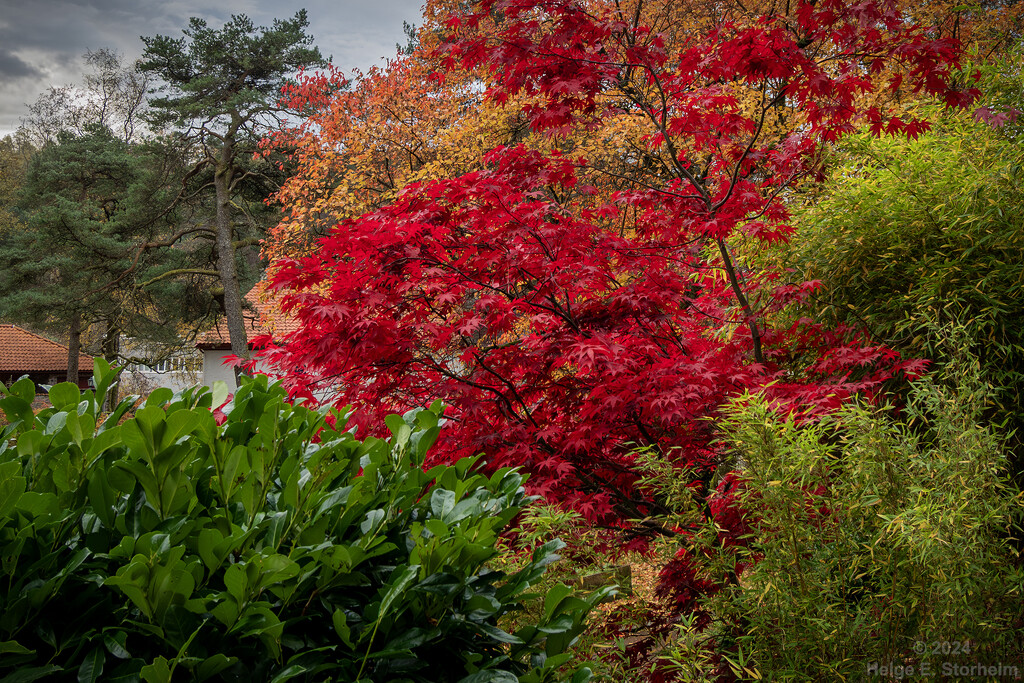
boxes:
[139,11,327,363]
[0,134,34,237]
[0,125,185,382]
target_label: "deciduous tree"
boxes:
[266,28,535,265]
[20,49,149,147]
[261,0,976,527]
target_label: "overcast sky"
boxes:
[0,0,426,138]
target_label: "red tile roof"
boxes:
[196,286,301,349]
[0,324,94,373]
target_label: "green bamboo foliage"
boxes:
[788,99,1024,460]
[708,346,1024,679]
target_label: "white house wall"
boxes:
[202,350,280,391]
[121,370,196,394]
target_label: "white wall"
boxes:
[202,350,340,404]
[202,350,239,390]
[121,370,197,394]
[201,350,282,392]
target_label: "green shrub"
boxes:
[687,351,1024,679]
[0,363,605,682]
[785,102,1024,463]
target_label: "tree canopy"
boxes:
[139,11,328,362]
[0,125,188,381]
[20,49,149,147]
[258,0,981,525]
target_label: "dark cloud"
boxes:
[0,50,42,79]
[0,0,425,137]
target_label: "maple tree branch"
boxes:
[428,356,529,425]
[711,84,778,213]
[716,237,764,365]
[646,73,712,204]
[613,67,769,367]
[588,165,705,203]
[472,352,542,430]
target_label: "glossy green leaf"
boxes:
[0,665,64,683]
[268,665,308,683]
[14,492,58,517]
[77,647,105,683]
[0,464,25,520]
[7,377,35,403]
[44,411,68,435]
[0,641,33,656]
[48,383,81,411]
[210,381,230,411]
[430,488,456,519]
[456,670,519,683]
[223,563,247,605]
[139,656,171,683]
[195,654,236,681]
[87,471,116,528]
[102,632,130,660]
[332,609,354,648]
[377,564,420,621]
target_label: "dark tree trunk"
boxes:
[213,133,249,377]
[102,323,119,410]
[101,323,119,363]
[67,311,81,385]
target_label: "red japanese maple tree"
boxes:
[259,0,973,526]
